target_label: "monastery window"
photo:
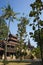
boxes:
[11,46,14,48]
[7,45,10,47]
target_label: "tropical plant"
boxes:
[29,0,43,65]
[16,17,29,60]
[1,4,18,28]
[0,17,8,40]
[1,4,19,65]
[32,46,41,59]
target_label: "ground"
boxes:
[0,62,41,65]
[0,59,42,65]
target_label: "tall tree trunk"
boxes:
[4,40,7,65]
[40,44,43,65]
[4,21,10,65]
[40,46,43,65]
[38,22,43,65]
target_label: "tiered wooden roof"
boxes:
[7,34,18,53]
[8,34,18,46]
[0,34,18,53]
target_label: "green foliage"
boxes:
[32,46,41,58]
[29,0,43,45]
[1,4,19,37]
[39,20,43,26]
[32,25,35,30]
[1,5,17,20]
[17,17,29,41]
[29,11,37,17]
[29,32,33,35]
[0,17,9,40]
[34,28,43,43]
[16,17,29,59]
[15,50,27,59]
[29,0,43,62]
[0,4,19,62]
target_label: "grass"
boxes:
[0,62,31,65]
[0,62,41,65]
[7,62,41,65]
[0,60,41,65]
[7,62,31,65]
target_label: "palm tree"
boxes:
[1,4,19,62]
[2,4,19,29]
[0,17,9,40]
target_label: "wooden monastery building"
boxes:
[0,34,34,59]
[0,34,18,59]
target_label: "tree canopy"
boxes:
[16,17,29,59]
[29,0,43,64]
[29,0,43,46]
[0,17,9,40]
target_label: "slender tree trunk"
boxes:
[40,44,43,65]
[4,40,7,65]
[42,58,43,65]
[4,20,10,65]
[41,51,43,65]
[4,42,7,60]
[39,44,43,65]
[38,22,43,65]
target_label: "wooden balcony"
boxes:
[7,46,16,53]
